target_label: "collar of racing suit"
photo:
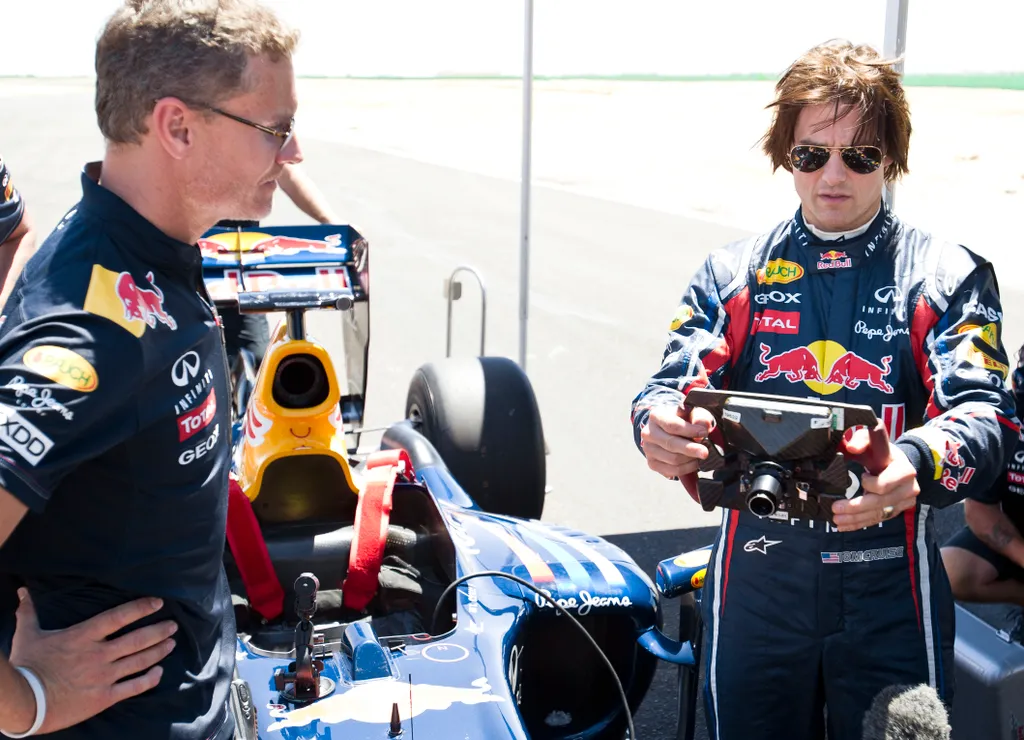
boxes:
[793,199,896,263]
[804,205,881,242]
[79,161,203,277]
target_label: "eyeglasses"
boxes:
[789,145,883,175]
[206,106,295,151]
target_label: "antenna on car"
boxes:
[408,673,415,740]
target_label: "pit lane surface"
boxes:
[5,78,1023,740]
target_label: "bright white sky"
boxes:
[5,0,1023,78]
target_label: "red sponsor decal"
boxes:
[750,310,800,335]
[178,391,217,441]
[882,404,906,440]
[1009,471,1024,485]
[940,466,975,492]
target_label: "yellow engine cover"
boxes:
[237,324,359,522]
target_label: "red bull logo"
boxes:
[198,231,344,262]
[115,271,177,330]
[266,677,505,730]
[756,340,894,395]
[755,343,823,383]
[817,250,852,270]
[83,264,177,338]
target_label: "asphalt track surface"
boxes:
[5,81,1024,740]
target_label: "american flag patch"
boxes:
[821,552,841,564]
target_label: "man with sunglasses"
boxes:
[0,1,302,737]
[632,40,1017,739]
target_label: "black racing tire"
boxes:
[405,356,546,519]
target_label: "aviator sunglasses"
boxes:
[789,144,883,175]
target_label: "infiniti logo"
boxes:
[873,285,903,303]
[171,351,201,387]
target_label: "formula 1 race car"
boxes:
[200,224,674,740]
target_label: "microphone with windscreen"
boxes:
[862,684,950,740]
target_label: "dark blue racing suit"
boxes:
[631,204,1019,740]
[0,164,235,739]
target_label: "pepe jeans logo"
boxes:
[533,589,632,616]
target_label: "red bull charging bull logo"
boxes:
[83,265,178,338]
[756,340,894,395]
[817,250,852,270]
[115,271,177,330]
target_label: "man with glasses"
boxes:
[632,40,1017,739]
[0,1,301,737]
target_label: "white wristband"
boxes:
[2,666,45,738]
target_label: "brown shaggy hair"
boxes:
[761,40,911,182]
[95,0,299,145]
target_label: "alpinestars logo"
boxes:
[744,536,781,554]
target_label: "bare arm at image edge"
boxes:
[278,164,339,224]
[965,497,1024,570]
[0,213,36,308]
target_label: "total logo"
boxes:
[817,250,852,270]
[755,340,894,395]
[179,423,220,466]
[177,391,216,442]
[751,310,799,335]
[756,259,804,286]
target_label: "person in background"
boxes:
[219,161,339,370]
[943,347,1024,635]
[0,157,38,307]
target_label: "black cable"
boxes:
[429,570,636,740]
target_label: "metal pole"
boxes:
[882,0,910,211]
[518,0,534,371]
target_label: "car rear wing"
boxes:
[200,223,371,430]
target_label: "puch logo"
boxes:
[756,340,894,395]
[669,304,695,331]
[756,259,804,286]
[22,346,98,392]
